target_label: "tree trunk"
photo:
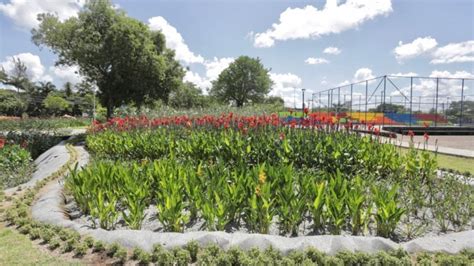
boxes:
[106,101,113,120]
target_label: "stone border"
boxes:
[29,144,474,255]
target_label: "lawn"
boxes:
[0,227,82,265]
[399,148,474,173]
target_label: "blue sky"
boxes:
[1,0,473,107]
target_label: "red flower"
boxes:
[303,107,309,114]
[374,128,380,136]
[20,140,28,148]
[407,130,415,138]
[0,138,5,149]
[424,132,429,141]
[279,132,285,140]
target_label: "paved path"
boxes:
[380,135,474,158]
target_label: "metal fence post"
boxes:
[460,79,465,126]
[382,75,386,126]
[435,78,439,126]
[409,77,413,126]
[365,80,368,125]
[350,84,353,116]
[319,92,321,114]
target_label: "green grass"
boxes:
[435,153,474,173]
[399,148,474,173]
[0,227,82,265]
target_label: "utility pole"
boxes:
[302,88,306,112]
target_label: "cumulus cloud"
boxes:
[148,16,204,64]
[389,72,418,77]
[0,52,51,82]
[1,53,88,90]
[269,72,305,107]
[353,67,375,82]
[253,0,392,48]
[49,65,83,85]
[0,0,85,29]
[393,36,438,62]
[430,40,474,64]
[323,46,341,55]
[389,70,473,100]
[305,57,329,65]
[184,57,235,93]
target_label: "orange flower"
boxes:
[0,138,5,149]
[255,186,261,196]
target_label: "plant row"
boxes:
[67,160,407,237]
[87,122,402,179]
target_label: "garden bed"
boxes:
[60,114,473,243]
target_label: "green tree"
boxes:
[0,58,34,93]
[0,89,27,116]
[210,56,272,107]
[43,94,70,116]
[64,82,73,97]
[169,82,207,109]
[370,103,406,113]
[32,0,184,118]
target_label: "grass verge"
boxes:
[399,147,474,173]
[0,227,81,265]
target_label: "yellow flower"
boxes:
[255,186,261,196]
[258,170,266,184]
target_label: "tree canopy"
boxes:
[210,56,272,107]
[31,0,184,118]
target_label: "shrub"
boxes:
[93,240,106,252]
[184,241,199,262]
[48,237,61,250]
[74,242,89,257]
[114,247,128,263]
[175,249,191,266]
[106,242,121,257]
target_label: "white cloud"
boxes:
[204,57,234,81]
[305,57,329,65]
[323,46,341,55]
[253,0,392,48]
[148,16,204,64]
[49,65,83,85]
[393,37,438,62]
[389,72,418,77]
[184,57,235,93]
[0,0,85,29]
[1,53,87,90]
[1,52,49,82]
[353,67,375,82]
[269,72,304,107]
[389,70,473,100]
[430,40,474,64]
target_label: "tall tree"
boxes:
[0,58,33,93]
[32,0,184,118]
[64,82,73,97]
[210,56,272,107]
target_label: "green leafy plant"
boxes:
[372,184,405,238]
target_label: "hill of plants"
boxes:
[63,113,473,241]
